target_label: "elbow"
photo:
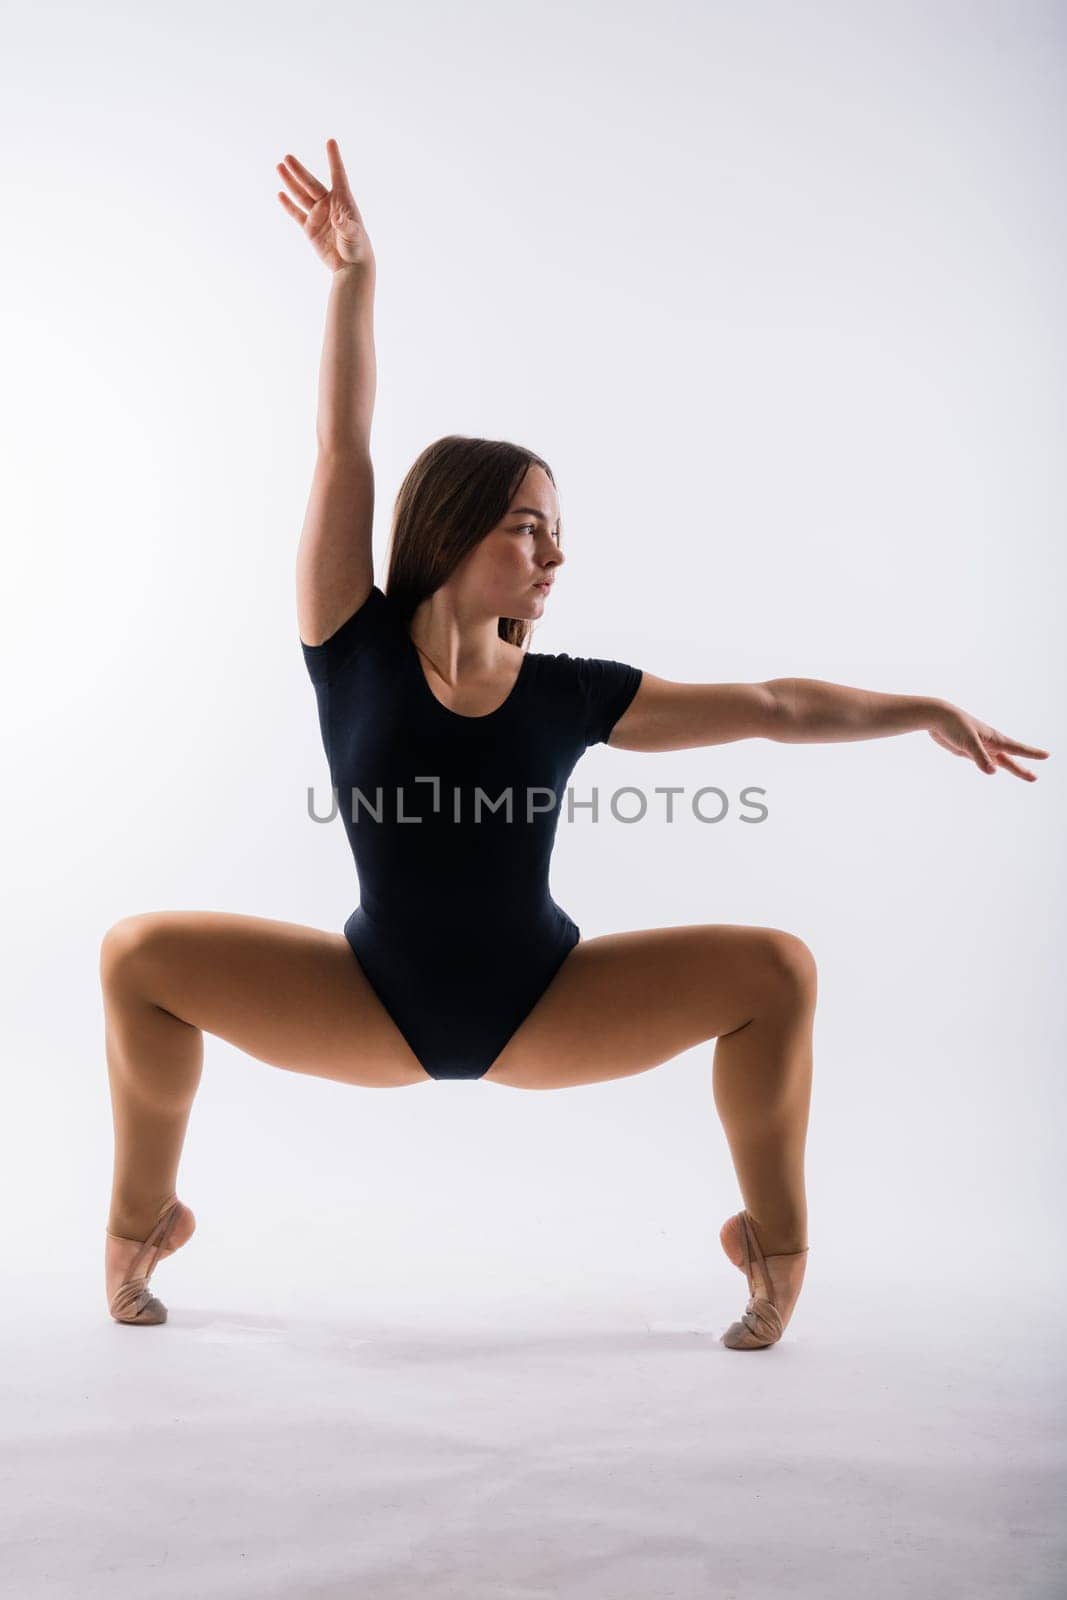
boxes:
[761,679,795,741]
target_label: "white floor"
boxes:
[4,1258,1063,1599]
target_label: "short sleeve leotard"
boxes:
[301,584,643,1080]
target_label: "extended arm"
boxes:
[765,677,940,742]
[609,673,1049,781]
[277,139,378,647]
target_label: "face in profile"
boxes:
[449,464,565,620]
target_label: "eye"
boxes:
[515,522,561,540]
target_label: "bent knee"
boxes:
[759,929,818,1003]
[99,912,173,986]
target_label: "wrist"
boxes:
[922,696,949,732]
[332,259,375,283]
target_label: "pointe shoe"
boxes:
[105,1195,195,1325]
[719,1210,809,1350]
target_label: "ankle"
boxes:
[107,1192,178,1241]
[745,1212,808,1256]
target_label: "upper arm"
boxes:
[296,449,376,647]
[299,583,391,688]
[607,672,781,751]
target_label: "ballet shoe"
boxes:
[719,1209,809,1350]
[105,1195,196,1325]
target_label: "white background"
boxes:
[2,3,1063,1595]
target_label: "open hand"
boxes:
[928,702,1049,781]
[276,138,374,274]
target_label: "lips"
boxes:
[533,581,553,591]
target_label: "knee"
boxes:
[759,930,818,1005]
[99,913,168,989]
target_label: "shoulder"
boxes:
[526,648,644,747]
[300,583,406,688]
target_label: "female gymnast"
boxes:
[101,138,1049,1348]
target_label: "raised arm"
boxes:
[609,674,1049,781]
[277,139,377,646]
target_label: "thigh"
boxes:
[99,910,433,1090]
[483,923,814,1090]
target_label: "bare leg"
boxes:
[484,923,817,1340]
[484,926,816,1251]
[98,910,432,1318]
[104,976,205,1240]
[712,942,816,1256]
[713,953,816,1339]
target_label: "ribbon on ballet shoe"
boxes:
[107,1197,182,1325]
[721,1212,790,1349]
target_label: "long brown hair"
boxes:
[383,436,560,649]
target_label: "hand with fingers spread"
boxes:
[276,138,374,274]
[928,702,1050,781]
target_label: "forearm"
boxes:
[767,678,945,743]
[315,262,377,452]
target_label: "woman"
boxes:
[101,139,1049,1347]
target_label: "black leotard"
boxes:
[301,584,643,1080]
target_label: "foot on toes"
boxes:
[105,1196,196,1325]
[719,1210,808,1350]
